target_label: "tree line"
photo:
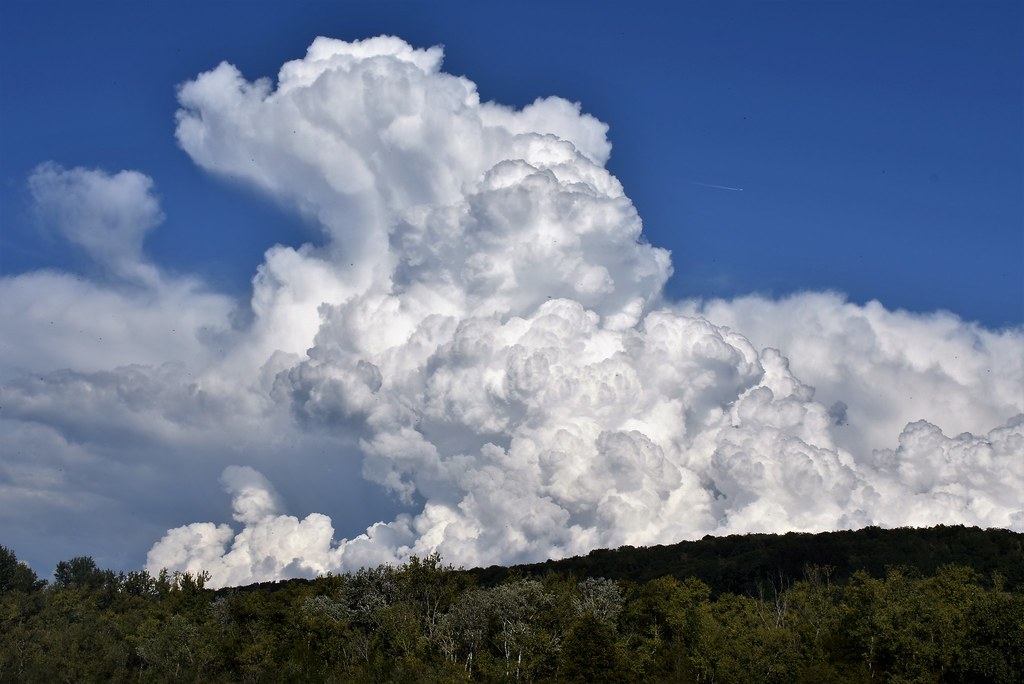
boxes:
[2,525,1022,682]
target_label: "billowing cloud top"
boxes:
[2,37,1021,587]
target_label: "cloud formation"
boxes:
[2,37,1021,586]
[683,294,1024,458]
[28,163,164,283]
[2,165,233,378]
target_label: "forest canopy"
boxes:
[2,525,1022,683]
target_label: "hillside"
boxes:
[2,525,1022,682]
[467,524,1024,593]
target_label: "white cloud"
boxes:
[2,165,234,379]
[28,163,163,285]
[2,37,1021,587]
[682,293,1024,457]
[146,466,344,586]
[0,162,375,571]
[0,271,232,378]
[850,416,1024,533]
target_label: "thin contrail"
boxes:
[681,179,744,192]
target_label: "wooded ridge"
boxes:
[2,525,1022,682]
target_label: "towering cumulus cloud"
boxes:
[2,37,1020,587]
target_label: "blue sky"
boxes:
[1,2,1022,580]
[3,0,1021,326]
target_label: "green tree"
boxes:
[53,555,106,590]
[560,612,623,683]
[0,545,45,593]
[486,578,557,681]
[957,588,1024,683]
[137,614,216,681]
[437,587,491,676]
[695,592,801,684]
[840,565,989,682]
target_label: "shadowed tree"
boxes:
[53,556,107,590]
[560,612,623,683]
[0,545,45,593]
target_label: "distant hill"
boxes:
[466,525,1024,594]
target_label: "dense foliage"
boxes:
[2,526,1022,682]
[469,525,1024,593]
